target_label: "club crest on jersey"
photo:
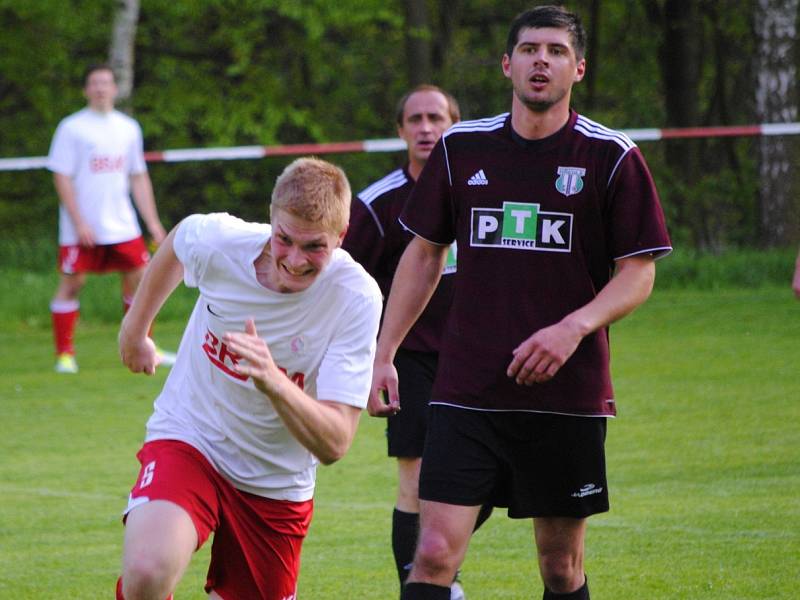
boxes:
[470,202,572,252]
[555,166,585,197]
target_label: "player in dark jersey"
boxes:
[370,6,672,600]
[343,85,489,599]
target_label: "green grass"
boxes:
[1,285,798,598]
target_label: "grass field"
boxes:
[1,283,798,599]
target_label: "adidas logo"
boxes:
[467,169,488,186]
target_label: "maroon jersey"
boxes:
[342,166,456,353]
[400,111,672,415]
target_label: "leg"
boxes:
[121,266,146,309]
[407,500,480,587]
[51,272,86,361]
[534,517,588,595]
[393,457,422,584]
[121,500,198,600]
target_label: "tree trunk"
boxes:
[108,0,141,110]
[404,0,432,86]
[754,0,798,246]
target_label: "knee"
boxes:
[414,531,459,575]
[122,553,173,600]
[539,551,583,593]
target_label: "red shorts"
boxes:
[58,237,149,274]
[126,440,313,600]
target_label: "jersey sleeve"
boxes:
[400,141,455,245]
[47,120,77,176]
[606,148,672,260]
[315,290,382,408]
[128,120,148,175]
[173,213,214,288]
[341,196,386,278]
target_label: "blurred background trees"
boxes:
[1,0,798,253]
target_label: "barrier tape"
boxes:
[2,122,800,171]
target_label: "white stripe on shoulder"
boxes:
[357,169,408,205]
[574,115,636,151]
[444,113,508,138]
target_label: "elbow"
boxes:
[316,439,351,466]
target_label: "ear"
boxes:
[336,225,348,247]
[574,58,586,83]
[501,53,512,79]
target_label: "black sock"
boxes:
[401,582,451,600]
[474,503,493,532]
[392,509,419,585]
[543,576,590,599]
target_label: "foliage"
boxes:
[1,288,798,598]
[0,0,797,248]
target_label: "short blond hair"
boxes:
[270,157,351,234]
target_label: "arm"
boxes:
[54,172,94,247]
[507,254,656,385]
[130,172,167,244]
[369,236,448,415]
[224,320,362,465]
[793,249,800,300]
[118,226,184,374]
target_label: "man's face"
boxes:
[398,90,454,167]
[84,69,118,112]
[266,209,345,293]
[502,26,585,113]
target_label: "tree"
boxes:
[754,0,799,246]
[109,0,141,108]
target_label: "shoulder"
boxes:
[325,249,382,301]
[177,213,268,253]
[572,113,637,153]
[443,113,509,142]
[356,168,409,206]
[55,109,88,132]
[110,110,143,132]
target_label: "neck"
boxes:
[407,159,423,181]
[509,95,571,140]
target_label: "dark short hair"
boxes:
[83,63,116,86]
[395,84,461,127]
[505,5,586,60]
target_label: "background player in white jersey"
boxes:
[372,6,671,600]
[47,63,173,374]
[343,85,489,599]
[116,157,382,600]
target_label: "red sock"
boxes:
[50,299,79,355]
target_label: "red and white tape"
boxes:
[2,122,800,171]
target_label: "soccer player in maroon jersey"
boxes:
[343,85,488,599]
[371,6,671,600]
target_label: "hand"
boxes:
[76,222,96,248]
[506,319,584,385]
[119,330,159,376]
[223,319,285,396]
[148,222,167,246]
[367,359,400,417]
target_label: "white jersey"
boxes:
[47,108,148,245]
[145,213,382,501]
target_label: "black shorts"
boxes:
[386,348,438,458]
[418,405,609,519]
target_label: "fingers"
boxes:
[507,346,559,385]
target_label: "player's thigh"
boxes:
[123,500,197,576]
[387,349,437,458]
